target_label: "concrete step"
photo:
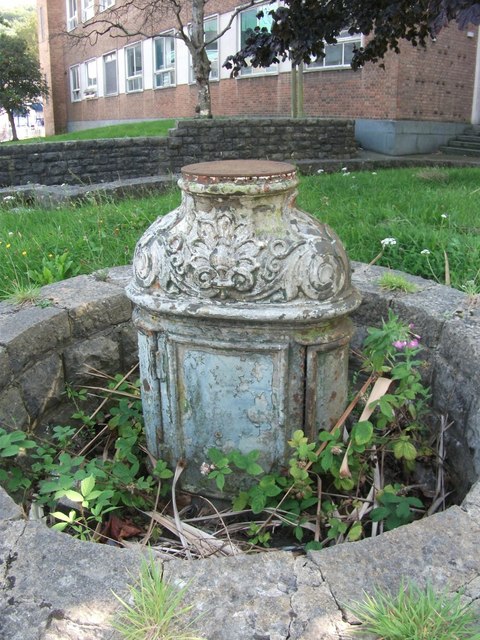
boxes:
[438,145,480,157]
[456,135,480,145]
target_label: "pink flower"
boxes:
[393,340,407,350]
[408,339,420,349]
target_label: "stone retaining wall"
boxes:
[0,262,479,494]
[0,118,357,187]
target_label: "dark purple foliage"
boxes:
[224,0,480,75]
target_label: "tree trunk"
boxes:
[7,109,18,141]
[190,0,212,117]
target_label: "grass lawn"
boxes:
[0,166,479,300]
[4,119,177,144]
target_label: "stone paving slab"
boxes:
[1,485,480,640]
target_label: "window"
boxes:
[239,5,277,76]
[204,16,219,80]
[308,30,361,70]
[154,33,175,88]
[66,0,78,31]
[103,51,118,95]
[100,0,115,9]
[81,0,94,22]
[84,59,97,97]
[189,16,219,83]
[70,65,81,101]
[125,43,143,92]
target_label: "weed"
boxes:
[415,168,450,183]
[378,272,418,293]
[348,581,480,639]
[28,251,80,285]
[6,283,41,305]
[112,555,205,640]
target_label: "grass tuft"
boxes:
[348,581,480,640]
[112,555,205,640]
[415,168,451,183]
[378,272,418,293]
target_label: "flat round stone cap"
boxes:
[181,159,296,184]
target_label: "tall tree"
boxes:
[0,33,48,141]
[225,0,480,74]
[68,0,259,118]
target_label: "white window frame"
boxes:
[188,15,219,84]
[70,65,81,102]
[125,42,143,93]
[204,15,219,81]
[103,51,118,96]
[154,32,176,89]
[238,3,278,77]
[306,30,362,71]
[81,0,94,22]
[66,0,78,31]
[84,58,97,97]
[100,0,115,10]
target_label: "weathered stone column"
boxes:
[126,160,361,492]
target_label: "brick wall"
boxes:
[41,0,478,134]
[0,118,356,187]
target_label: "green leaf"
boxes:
[370,506,390,522]
[63,490,84,503]
[215,473,225,492]
[305,540,323,551]
[0,445,20,457]
[393,439,417,461]
[80,475,96,497]
[251,492,267,514]
[246,462,263,476]
[232,491,249,512]
[352,421,373,446]
[347,522,363,541]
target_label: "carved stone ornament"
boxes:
[128,160,360,314]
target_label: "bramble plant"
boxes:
[0,314,441,550]
[0,372,174,540]
[204,311,433,547]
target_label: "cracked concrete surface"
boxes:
[1,483,480,639]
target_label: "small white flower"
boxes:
[8,231,14,236]
[317,169,325,174]
[3,196,14,202]
[371,172,377,175]
[381,237,397,247]
[441,214,448,219]
[342,171,351,176]
[200,462,215,476]
[421,249,431,255]
[341,166,348,172]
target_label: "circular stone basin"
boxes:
[0,262,479,639]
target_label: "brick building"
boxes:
[37,0,480,154]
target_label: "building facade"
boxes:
[37,0,480,154]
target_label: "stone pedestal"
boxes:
[126,160,361,491]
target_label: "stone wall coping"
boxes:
[0,262,479,638]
